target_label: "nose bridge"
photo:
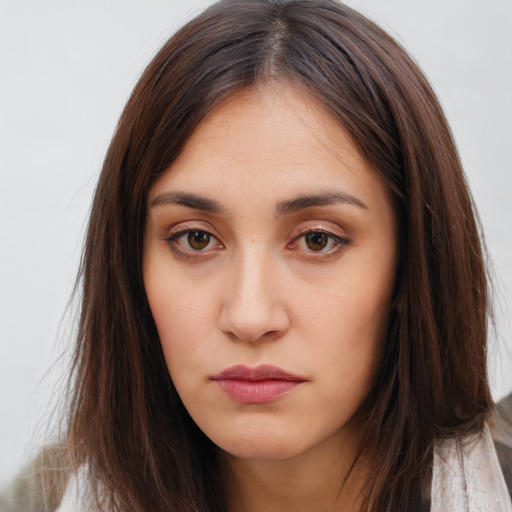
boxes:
[219,241,288,342]
[235,243,273,309]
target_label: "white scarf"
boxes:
[431,423,512,511]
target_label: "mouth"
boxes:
[210,364,306,404]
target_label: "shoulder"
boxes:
[492,392,512,500]
[431,422,512,511]
[495,440,512,499]
[0,444,69,512]
[55,468,89,512]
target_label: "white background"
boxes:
[1,0,511,488]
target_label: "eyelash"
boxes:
[165,227,350,261]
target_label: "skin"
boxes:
[143,84,398,511]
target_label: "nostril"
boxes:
[223,326,284,344]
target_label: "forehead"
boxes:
[148,85,389,215]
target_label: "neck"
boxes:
[221,425,367,512]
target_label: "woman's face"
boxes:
[143,85,398,461]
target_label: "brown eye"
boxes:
[305,232,329,251]
[187,230,211,250]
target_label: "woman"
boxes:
[2,0,510,511]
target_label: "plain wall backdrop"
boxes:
[1,0,511,488]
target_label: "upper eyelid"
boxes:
[165,221,220,238]
[166,229,221,246]
[292,230,349,247]
[292,224,349,240]
[295,226,340,236]
[167,228,216,239]
[165,226,343,239]
[163,221,349,245]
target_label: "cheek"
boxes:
[148,288,194,342]
[296,267,392,390]
[144,264,219,382]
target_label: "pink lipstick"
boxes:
[211,365,305,404]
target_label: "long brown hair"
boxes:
[64,0,492,510]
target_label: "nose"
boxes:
[218,247,290,343]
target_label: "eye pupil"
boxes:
[305,232,328,251]
[188,231,210,250]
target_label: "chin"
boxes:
[208,428,313,461]
[221,441,303,461]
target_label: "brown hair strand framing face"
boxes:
[62,0,492,510]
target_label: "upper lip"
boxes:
[211,364,305,382]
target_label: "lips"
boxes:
[211,365,306,404]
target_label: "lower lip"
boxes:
[214,379,303,404]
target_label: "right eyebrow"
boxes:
[275,191,368,216]
[150,191,227,215]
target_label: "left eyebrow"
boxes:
[150,191,227,215]
[275,191,368,216]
